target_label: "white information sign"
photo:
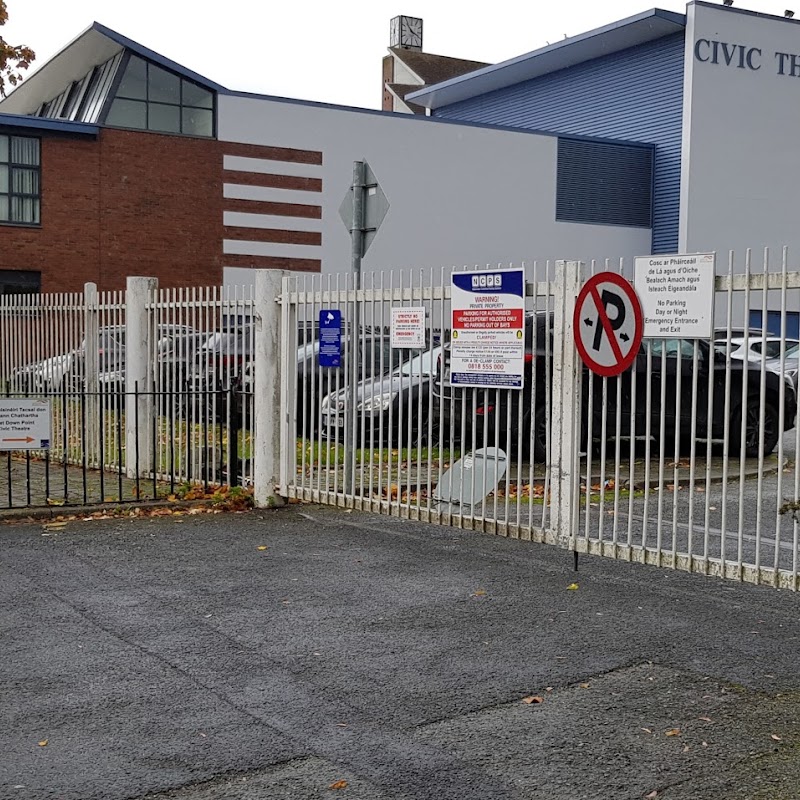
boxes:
[0,398,51,450]
[634,253,716,338]
[450,268,525,389]
[391,307,426,349]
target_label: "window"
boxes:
[0,269,41,296]
[647,339,695,358]
[0,135,41,225]
[105,55,214,137]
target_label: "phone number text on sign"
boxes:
[450,269,525,390]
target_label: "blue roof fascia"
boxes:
[407,8,687,105]
[220,88,654,150]
[92,22,228,92]
[0,113,99,135]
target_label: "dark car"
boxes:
[319,346,442,444]
[434,313,797,460]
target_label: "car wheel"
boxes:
[732,398,780,458]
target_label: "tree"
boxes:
[0,0,34,97]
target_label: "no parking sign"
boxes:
[574,272,643,377]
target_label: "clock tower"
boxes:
[390,15,423,51]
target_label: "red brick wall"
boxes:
[0,128,223,293]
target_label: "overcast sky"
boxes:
[2,0,794,108]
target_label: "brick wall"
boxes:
[0,127,223,293]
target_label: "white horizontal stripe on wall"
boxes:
[223,183,321,205]
[224,211,321,232]
[223,240,322,259]
[223,155,322,179]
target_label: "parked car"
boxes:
[434,313,797,460]
[319,346,442,443]
[9,325,199,398]
[713,335,800,363]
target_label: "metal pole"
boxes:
[345,161,365,496]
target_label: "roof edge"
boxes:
[0,113,99,135]
[407,7,686,108]
[91,22,228,92]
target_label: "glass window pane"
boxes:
[0,136,7,163]
[105,98,147,129]
[148,64,180,104]
[0,196,8,221]
[0,165,7,192]
[182,80,213,109]
[11,168,38,195]
[116,55,147,99]
[11,137,39,166]
[149,102,180,133]
[11,196,39,224]
[181,107,213,137]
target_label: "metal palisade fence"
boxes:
[282,252,800,591]
[0,280,255,509]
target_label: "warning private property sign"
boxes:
[574,272,643,377]
[450,269,526,389]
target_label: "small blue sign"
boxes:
[319,309,342,368]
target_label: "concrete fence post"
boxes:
[253,269,287,508]
[549,260,584,551]
[125,276,157,479]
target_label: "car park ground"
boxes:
[2,504,800,799]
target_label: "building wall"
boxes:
[680,2,800,264]
[429,34,686,255]
[218,94,652,286]
[0,127,222,292]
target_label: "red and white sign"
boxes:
[391,307,426,349]
[574,272,643,377]
[450,268,526,389]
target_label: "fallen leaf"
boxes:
[521,695,544,704]
[683,745,690,753]
[43,522,67,531]
[256,546,268,551]
[641,728,653,734]
[329,780,348,790]
[771,734,782,742]
[665,728,681,737]
[699,716,712,722]
[645,792,658,799]
[702,741,708,747]
[473,589,487,597]
[38,739,48,747]
[566,583,579,590]
[580,683,591,689]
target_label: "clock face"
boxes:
[390,17,400,46]
[400,16,422,48]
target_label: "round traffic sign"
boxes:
[574,272,643,377]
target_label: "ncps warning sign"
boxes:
[0,398,51,450]
[450,269,525,389]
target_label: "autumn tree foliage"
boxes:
[0,0,34,97]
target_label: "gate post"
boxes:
[549,261,584,550]
[125,276,157,479]
[253,269,287,508]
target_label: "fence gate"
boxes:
[282,254,800,592]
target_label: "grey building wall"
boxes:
[217,94,651,286]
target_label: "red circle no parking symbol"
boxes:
[574,272,643,377]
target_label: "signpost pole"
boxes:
[345,161,365,497]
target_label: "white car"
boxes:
[714,335,800,363]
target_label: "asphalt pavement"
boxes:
[2,505,800,800]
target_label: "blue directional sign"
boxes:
[319,309,342,368]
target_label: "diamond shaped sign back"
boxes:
[338,161,389,256]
